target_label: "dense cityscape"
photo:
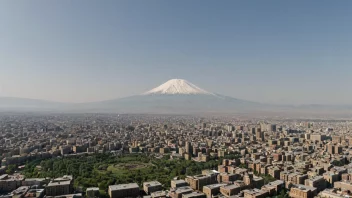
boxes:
[2,1,352,198]
[0,113,352,198]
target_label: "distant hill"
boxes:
[1,79,352,116]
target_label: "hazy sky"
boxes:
[0,1,352,104]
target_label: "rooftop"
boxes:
[150,191,167,197]
[86,187,99,191]
[47,180,71,186]
[182,192,206,198]
[243,188,267,196]
[109,183,139,191]
[203,183,227,189]
[172,179,187,184]
[174,186,193,193]
[143,181,162,187]
[292,184,317,192]
[221,184,241,190]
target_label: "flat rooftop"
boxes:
[150,191,167,197]
[24,178,46,181]
[12,186,30,195]
[53,175,73,181]
[265,180,284,186]
[48,180,71,186]
[203,183,227,189]
[172,179,187,184]
[46,193,82,198]
[86,187,99,191]
[221,184,241,190]
[182,192,206,198]
[292,184,317,192]
[109,183,139,191]
[243,188,267,196]
[143,181,162,186]
[174,186,193,193]
[306,176,324,181]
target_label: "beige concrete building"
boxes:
[45,176,73,196]
[185,174,217,191]
[304,176,326,192]
[171,180,188,188]
[143,181,162,195]
[202,183,227,198]
[169,186,193,198]
[108,183,140,198]
[182,192,206,198]
[0,174,25,192]
[289,185,317,198]
[219,184,242,197]
[243,189,269,198]
[261,180,284,196]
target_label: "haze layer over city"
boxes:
[1,1,352,198]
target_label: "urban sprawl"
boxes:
[1,113,352,198]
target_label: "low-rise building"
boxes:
[86,187,100,198]
[182,192,206,198]
[220,184,242,197]
[143,181,162,195]
[0,174,25,192]
[169,186,193,198]
[185,174,217,191]
[151,191,167,198]
[261,180,284,196]
[334,181,352,192]
[24,188,45,198]
[108,183,140,198]
[22,178,47,188]
[319,189,345,198]
[243,188,269,198]
[304,176,326,192]
[171,180,188,188]
[202,183,227,198]
[45,175,73,196]
[289,185,317,198]
[11,186,30,198]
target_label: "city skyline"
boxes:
[1,1,352,105]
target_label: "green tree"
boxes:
[6,164,16,174]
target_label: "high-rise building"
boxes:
[335,145,342,154]
[256,131,264,142]
[269,124,277,132]
[327,144,335,154]
[185,142,193,155]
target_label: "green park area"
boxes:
[19,153,285,197]
[21,153,221,196]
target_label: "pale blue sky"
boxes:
[0,0,351,104]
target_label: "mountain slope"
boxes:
[143,79,214,95]
[1,79,352,115]
[86,94,263,113]
[83,79,268,113]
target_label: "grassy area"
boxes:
[21,153,221,196]
[108,162,151,172]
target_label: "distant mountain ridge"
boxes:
[0,79,352,116]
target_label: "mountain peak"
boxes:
[143,79,213,95]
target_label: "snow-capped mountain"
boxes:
[143,79,214,95]
[81,79,265,113]
[1,79,352,115]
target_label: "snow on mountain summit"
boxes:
[143,79,214,95]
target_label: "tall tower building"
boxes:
[256,131,264,142]
[185,142,193,155]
